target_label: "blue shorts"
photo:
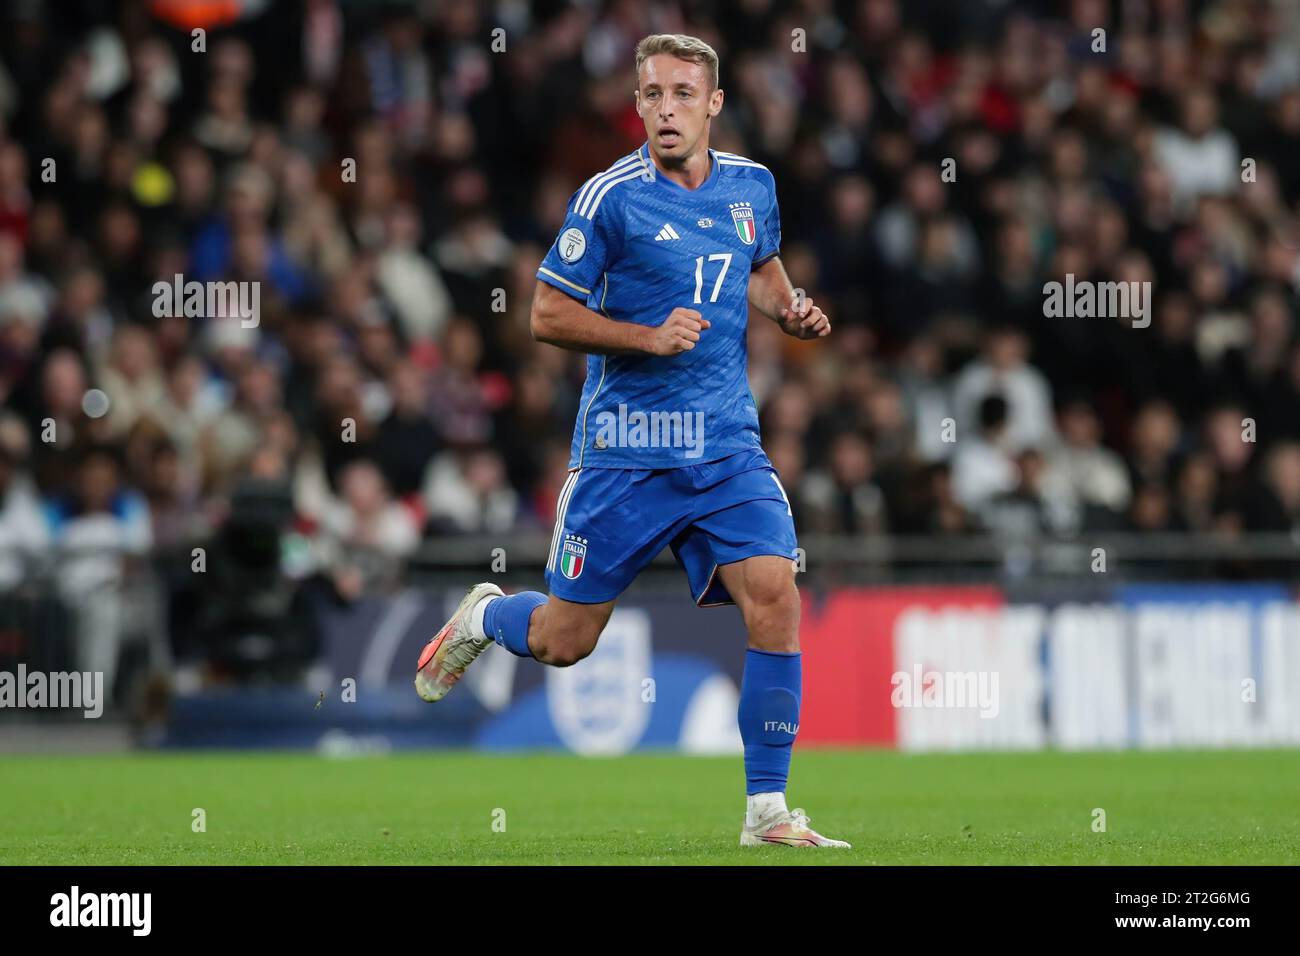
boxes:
[544,449,797,606]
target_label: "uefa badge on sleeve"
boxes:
[560,534,588,579]
[729,202,755,245]
[559,227,586,263]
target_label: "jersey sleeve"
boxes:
[752,171,781,268]
[537,187,622,305]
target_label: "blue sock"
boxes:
[483,591,545,658]
[737,648,801,795]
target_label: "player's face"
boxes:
[635,55,723,164]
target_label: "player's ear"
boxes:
[709,87,724,117]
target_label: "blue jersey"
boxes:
[537,142,781,470]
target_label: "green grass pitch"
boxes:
[1,749,1297,865]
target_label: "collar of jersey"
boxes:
[639,142,719,194]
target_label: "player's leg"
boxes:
[413,586,613,701]
[717,555,846,847]
[416,466,689,698]
[717,553,800,653]
[483,591,613,666]
[715,554,801,817]
[673,452,849,847]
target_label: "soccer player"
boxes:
[415,34,848,849]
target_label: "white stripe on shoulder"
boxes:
[718,158,769,171]
[580,168,644,219]
[574,155,641,216]
[715,151,768,169]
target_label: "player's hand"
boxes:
[647,307,710,355]
[778,296,831,339]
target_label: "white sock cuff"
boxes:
[469,594,498,641]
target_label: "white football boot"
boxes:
[740,807,852,848]
[414,582,504,702]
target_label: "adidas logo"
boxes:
[654,224,681,241]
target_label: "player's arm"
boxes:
[530,281,710,357]
[747,169,828,339]
[748,256,831,339]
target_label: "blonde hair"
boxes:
[635,34,720,90]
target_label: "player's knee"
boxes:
[534,635,595,667]
[741,570,800,652]
[747,570,798,617]
[532,604,606,666]
[549,646,590,668]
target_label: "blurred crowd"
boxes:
[2,0,1300,599]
